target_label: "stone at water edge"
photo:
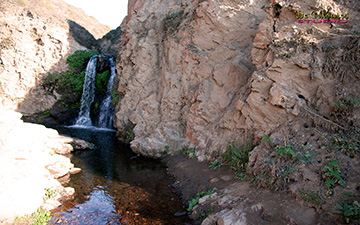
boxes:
[69,167,81,174]
[41,199,62,212]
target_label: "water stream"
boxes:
[51,56,191,224]
[75,55,116,129]
[97,57,116,128]
[49,127,191,224]
[75,55,98,127]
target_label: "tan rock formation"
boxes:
[0,110,83,222]
[115,0,268,159]
[115,0,360,162]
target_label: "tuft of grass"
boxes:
[209,160,222,170]
[332,201,359,224]
[223,141,253,172]
[180,147,196,159]
[14,208,51,225]
[187,189,217,212]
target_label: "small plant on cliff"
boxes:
[274,144,297,159]
[180,147,196,159]
[111,90,123,106]
[322,159,346,191]
[332,201,360,224]
[187,188,217,212]
[39,110,51,119]
[163,10,185,36]
[44,187,57,200]
[125,129,134,143]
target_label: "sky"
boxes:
[62,0,128,29]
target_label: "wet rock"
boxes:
[174,211,187,217]
[69,138,95,150]
[62,187,75,201]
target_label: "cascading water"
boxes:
[97,57,116,128]
[75,55,98,127]
[74,55,116,129]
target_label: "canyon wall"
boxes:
[115,0,360,160]
[0,0,111,114]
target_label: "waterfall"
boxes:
[75,55,98,127]
[97,57,116,128]
[74,55,116,129]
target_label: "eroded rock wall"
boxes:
[115,0,360,160]
[115,0,267,159]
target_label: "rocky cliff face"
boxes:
[0,0,111,113]
[115,0,359,160]
[115,0,268,158]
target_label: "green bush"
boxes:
[96,70,110,96]
[66,50,98,69]
[43,71,85,93]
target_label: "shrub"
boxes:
[322,159,346,190]
[66,50,98,69]
[223,141,253,172]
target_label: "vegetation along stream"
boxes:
[49,126,192,224]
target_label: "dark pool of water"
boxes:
[49,126,192,225]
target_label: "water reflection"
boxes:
[50,127,191,225]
